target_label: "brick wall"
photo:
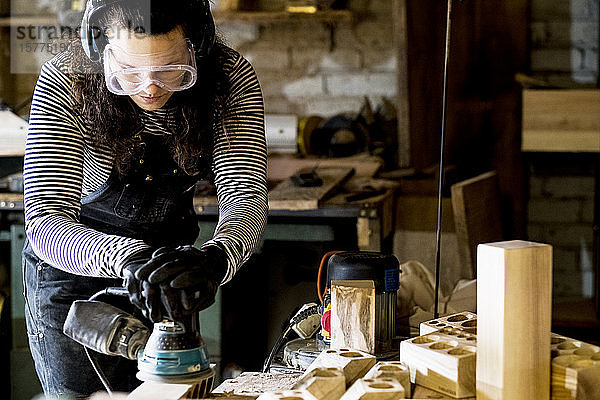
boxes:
[218,0,398,116]
[527,158,596,298]
[526,1,598,299]
[530,0,599,85]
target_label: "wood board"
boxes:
[450,171,503,279]
[476,240,552,400]
[268,167,354,211]
[267,154,382,181]
[522,89,600,153]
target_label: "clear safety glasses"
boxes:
[103,40,198,95]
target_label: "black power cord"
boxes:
[262,303,322,373]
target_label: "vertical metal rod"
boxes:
[434,0,454,318]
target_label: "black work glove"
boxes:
[122,248,163,322]
[134,245,228,322]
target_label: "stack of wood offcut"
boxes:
[400,326,477,398]
[550,334,600,400]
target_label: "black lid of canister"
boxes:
[325,251,400,293]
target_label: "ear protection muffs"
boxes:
[81,0,216,63]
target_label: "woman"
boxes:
[22,0,267,397]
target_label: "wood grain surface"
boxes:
[476,240,552,400]
[268,167,354,210]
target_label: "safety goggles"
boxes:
[103,39,198,95]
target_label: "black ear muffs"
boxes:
[81,0,216,63]
[81,0,126,62]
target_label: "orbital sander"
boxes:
[63,287,215,392]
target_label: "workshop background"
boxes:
[0,0,598,399]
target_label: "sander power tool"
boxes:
[63,287,214,387]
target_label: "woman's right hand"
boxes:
[122,248,164,322]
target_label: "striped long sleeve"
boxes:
[23,48,268,280]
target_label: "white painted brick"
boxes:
[582,270,594,297]
[543,176,595,198]
[531,49,572,71]
[370,54,397,72]
[319,49,362,72]
[530,22,550,49]
[531,0,572,20]
[263,96,298,115]
[326,72,397,97]
[217,21,259,49]
[290,48,327,71]
[571,0,600,21]
[581,199,595,223]
[333,24,359,49]
[572,22,599,47]
[553,269,582,297]
[243,47,290,71]
[353,20,395,49]
[582,49,598,71]
[573,70,598,83]
[580,247,594,271]
[535,224,594,247]
[528,199,580,223]
[527,223,543,240]
[302,96,366,117]
[366,0,394,13]
[255,69,302,96]
[529,176,544,197]
[258,22,330,49]
[553,248,579,273]
[282,75,326,98]
[361,49,397,71]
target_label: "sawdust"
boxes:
[211,372,303,397]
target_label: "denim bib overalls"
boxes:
[22,133,206,398]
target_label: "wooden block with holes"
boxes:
[293,367,346,400]
[339,377,405,400]
[419,312,477,336]
[303,348,376,387]
[363,361,411,396]
[476,240,552,400]
[400,331,477,398]
[549,335,600,400]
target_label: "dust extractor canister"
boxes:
[318,251,400,356]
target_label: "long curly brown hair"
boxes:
[70,0,228,176]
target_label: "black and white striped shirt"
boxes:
[24,46,268,282]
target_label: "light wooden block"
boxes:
[257,390,319,400]
[551,353,600,400]
[339,377,405,400]
[400,331,476,398]
[551,334,600,358]
[363,362,411,395]
[304,348,376,387]
[331,280,376,354]
[293,367,346,400]
[522,89,600,152]
[476,240,552,400]
[550,337,600,400]
[419,312,477,336]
